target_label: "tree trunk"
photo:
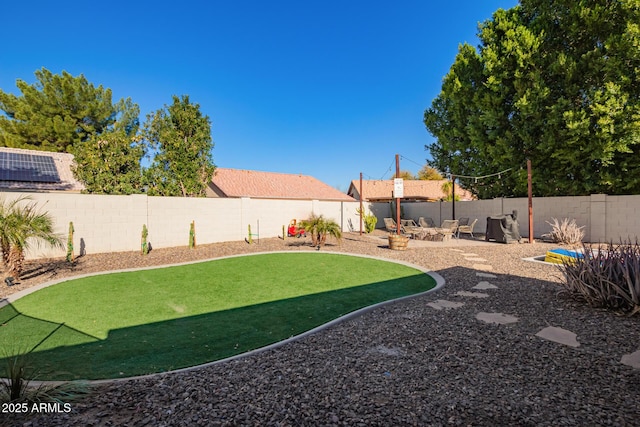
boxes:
[7,245,25,279]
[1,240,10,268]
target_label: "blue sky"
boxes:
[1,0,518,191]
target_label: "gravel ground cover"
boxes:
[3,231,640,426]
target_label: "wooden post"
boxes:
[451,175,456,220]
[359,172,363,236]
[395,154,401,235]
[528,159,533,243]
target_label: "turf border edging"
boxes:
[3,251,445,384]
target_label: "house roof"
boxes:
[347,179,475,201]
[210,168,355,201]
[0,147,85,192]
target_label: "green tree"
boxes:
[0,68,120,152]
[0,197,63,279]
[70,97,144,194]
[143,95,215,197]
[416,165,444,180]
[425,1,640,198]
[71,131,145,194]
[396,170,415,180]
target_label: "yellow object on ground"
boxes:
[544,248,583,264]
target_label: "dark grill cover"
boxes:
[485,210,522,244]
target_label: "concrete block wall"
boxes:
[4,191,640,261]
[2,192,148,259]
[530,196,591,241]
[0,192,363,260]
[242,198,311,240]
[369,194,640,243]
[146,196,242,249]
[605,195,640,243]
[313,200,360,233]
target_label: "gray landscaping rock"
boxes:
[5,234,640,426]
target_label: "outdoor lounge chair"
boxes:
[419,217,436,228]
[457,218,477,239]
[384,217,413,237]
[401,219,423,238]
[436,220,459,241]
[384,217,398,233]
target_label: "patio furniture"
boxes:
[457,218,478,239]
[384,217,398,233]
[419,217,436,228]
[401,219,424,239]
[436,220,459,241]
[384,218,411,236]
[416,218,458,242]
[417,227,440,241]
[485,210,522,243]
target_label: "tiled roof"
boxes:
[347,179,475,201]
[210,168,355,201]
[0,147,85,192]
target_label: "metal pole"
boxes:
[451,175,456,220]
[395,154,401,235]
[359,172,363,236]
[528,159,533,243]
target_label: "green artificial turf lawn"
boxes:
[0,253,435,380]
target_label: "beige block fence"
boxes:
[0,192,363,260]
[1,191,638,260]
[370,193,636,243]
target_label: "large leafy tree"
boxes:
[71,131,145,195]
[0,68,119,152]
[71,98,145,194]
[143,95,215,197]
[425,0,640,198]
[416,165,444,180]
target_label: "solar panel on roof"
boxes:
[0,152,61,183]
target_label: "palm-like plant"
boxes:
[300,214,342,247]
[0,197,63,279]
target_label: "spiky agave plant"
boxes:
[560,240,640,315]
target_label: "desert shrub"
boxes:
[544,217,585,245]
[559,241,640,315]
[1,352,90,404]
[300,214,342,248]
[356,208,378,233]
